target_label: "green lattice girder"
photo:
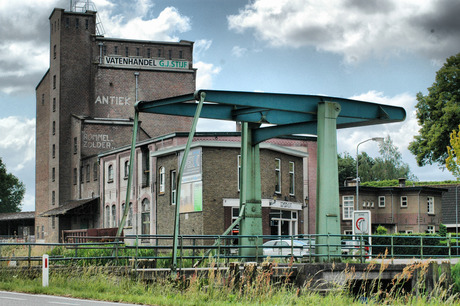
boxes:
[136,90,406,144]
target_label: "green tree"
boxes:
[409,53,460,166]
[446,124,460,179]
[0,158,25,213]
[338,152,355,186]
[372,136,415,181]
[358,152,376,182]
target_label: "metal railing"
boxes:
[0,234,458,269]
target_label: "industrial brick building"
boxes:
[339,179,446,234]
[98,132,316,242]
[35,6,195,242]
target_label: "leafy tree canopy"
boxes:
[0,158,25,213]
[446,124,460,179]
[409,53,460,166]
[338,135,416,185]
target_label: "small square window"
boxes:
[401,196,408,208]
[378,196,385,207]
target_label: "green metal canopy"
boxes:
[129,89,405,266]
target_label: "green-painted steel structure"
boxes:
[120,89,405,266]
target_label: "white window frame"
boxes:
[124,160,129,178]
[400,196,408,208]
[275,158,281,194]
[289,161,295,196]
[378,196,385,208]
[342,195,354,220]
[108,164,114,183]
[159,166,165,193]
[427,196,434,214]
[171,170,177,205]
[427,225,435,234]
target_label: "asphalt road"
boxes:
[0,291,141,306]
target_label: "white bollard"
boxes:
[42,254,49,287]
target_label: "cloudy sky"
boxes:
[1,0,459,211]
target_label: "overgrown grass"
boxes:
[0,259,458,305]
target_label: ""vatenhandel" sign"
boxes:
[103,56,189,70]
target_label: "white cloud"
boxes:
[102,6,191,41]
[231,46,248,58]
[228,0,460,64]
[0,117,36,172]
[194,61,221,89]
[194,39,213,61]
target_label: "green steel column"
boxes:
[315,102,341,260]
[239,122,263,260]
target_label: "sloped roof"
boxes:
[40,197,99,217]
[0,211,35,221]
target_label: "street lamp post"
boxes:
[356,137,384,211]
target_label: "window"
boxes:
[52,167,55,182]
[53,75,56,89]
[37,226,40,239]
[168,49,172,59]
[275,159,281,194]
[427,197,434,214]
[158,48,162,57]
[93,162,98,181]
[85,19,89,29]
[289,161,295,195]
[400,196,408,208]
[142,199,150,236]
[102,45,107,56]
[80,166,84,183]
[270,209,298,236]
[65,17,69,28]
[105,206,110,228]
[141,148,150,187]
[53,45,56,59]
[53,98,56,112]
[108,165,114,182]
[124,160,129,178]
[73,137,77,154]
[342,195,354,220]
[171,170,177,205]
[179,50,183,59]
[75,18,79,29]
[111,205,116,227]
[125,46,129,57]
[52,191,55,205]
[52,216,55,229]
[128,203,133,227]
[114,46,118,55]
[52,144,55,158]
[86,165,90,182]
[159,167,165,193]
[42,94,44,105]
[427,225,435,234]
[379,196,385,207]
[136,47,140,56]
[41,226,44,239]
[73,168,77,185]
[52,121,56,135]
[147,48,151,58]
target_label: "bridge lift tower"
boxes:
[117,89,405,270]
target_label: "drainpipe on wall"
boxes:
[418,189,422,232]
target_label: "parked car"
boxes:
[341,239,370,258]
[262,239,313,259]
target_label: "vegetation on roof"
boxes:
[361,179,459,187]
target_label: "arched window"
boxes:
[111,204,116,227]
[128,203,133,227]
[105,205,110,228]
[142,198,150,235]
[108,164,114,182]
[124,160,129,178]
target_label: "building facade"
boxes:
[339,179,446,234]
[98,133,317,242]
[35,7,196,242]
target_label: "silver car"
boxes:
[262,239,313,259]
